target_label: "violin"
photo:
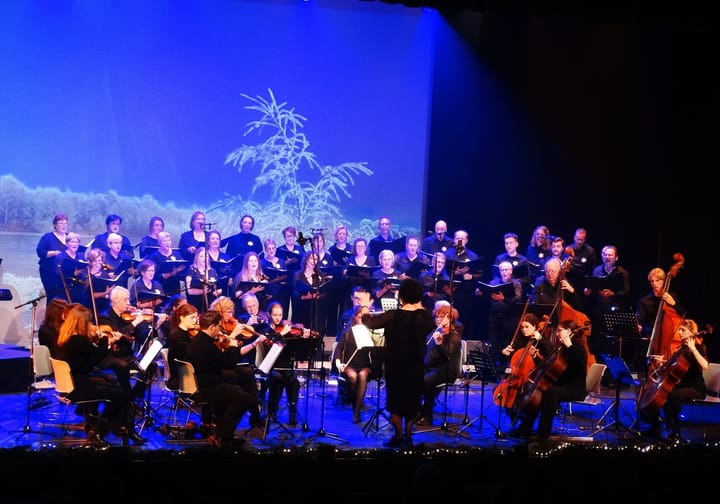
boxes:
[275,324,320,338]
[121,307,154,323]
[188,323,201,337]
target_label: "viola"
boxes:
[220,317,239,337]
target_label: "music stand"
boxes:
[596,353,641,438]
[458,349,504,439]
[300,337,348,445]
[601,309,643,362]
[361,347,391,437]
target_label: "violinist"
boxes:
[210,296,267,428]
[641,319,707,442]
[56,304,147,446]
[264,301,303,426]
[166,303,200,391]
[97,286,154,398]
[417,304,462,427]
[508,319,587,442]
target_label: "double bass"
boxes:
[550,250,595,369]
[645,253,685,359]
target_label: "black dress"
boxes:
[361,308,435,418]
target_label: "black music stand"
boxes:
[301,337,349,446]
[458,349,505,440]
[596,353,641,438]
[361,347,391,437]
[601,309,644,366]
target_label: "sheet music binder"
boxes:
[155,259,190,276]
[404,260,431,278]
[346,264,380,277]
[369,236,406,259]
[263,267,289,282]
[585,273,625,293]
[476,280,516,298]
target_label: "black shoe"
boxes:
[116,426,148,446]
[86,431,110,449]
[383,436,403,448]
[507,427,530,439]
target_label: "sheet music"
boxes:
[352,324,375,349]
[258,341,285,375]
[137,339,163,373]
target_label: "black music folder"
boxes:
[584,273,625,293]
[136,290,169,304]
[476,280,517,298]
[329,247,353,265]
[404,260,431,278]
[447,257,484,276]
[263,267,289,282]
[91,273,127,289]
[233,281,268,293]
[346,264,381,278]
[376,276,402,289]
[422,278,460,293]
[143,247,182,258]
[369,236,406,259]
[210,256,241,275]
[492,261,530,280]
[319,265,345,279]
[275,247,303,262]
[156,258,190,276]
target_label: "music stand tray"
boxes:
[601,309,641,338]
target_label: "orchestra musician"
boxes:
[97,286,154,398]
[264,301,313,426]
[335,305,374,424]
[417,303,462,427]
[508,319,588,442]
[636,267,686,356]
[185,310,258,448]
[210,296,266,428]
[56,303,148,446]
[640,319,708,441]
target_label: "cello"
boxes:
[493,300,548,409]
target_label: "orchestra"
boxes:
[30,211,717,448]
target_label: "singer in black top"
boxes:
[178,211,209,261]
[421,219,453,255]
[93,214,134,257]
[223,214,263,259]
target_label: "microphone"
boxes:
[311,228,326,233]
[203,222,216,228]
[297,232,309,246]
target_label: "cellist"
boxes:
[508,319,588,442]
[641,319,707,442]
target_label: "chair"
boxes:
[684,362,720,436]
[30,345,56,407]
[48,357,112,442]
[560,362,608,437]
[165,359,209,441]
[434,340,468,420]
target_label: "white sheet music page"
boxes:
[258,341,285,375]
[351,324,375,349]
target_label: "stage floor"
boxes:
[1,370,719,502]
